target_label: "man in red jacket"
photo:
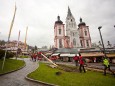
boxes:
[73,54,79,66]
[79,53,86,73]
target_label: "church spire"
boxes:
[80,17,82,22]
[67,6,72,16]
[57,15,60,21]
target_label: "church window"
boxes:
[73,33,74,36]
[84,31,87,36]
[86,40,89,47]
[66,40,69,47]
[59,29,61,34]
[71,19,72,22]
[72,23,73,27]
[80,40,83,47]
[59,39,63,48]
[73,38,76,46]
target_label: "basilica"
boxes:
[54,7,91,49]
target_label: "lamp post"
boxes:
[98,26,106,57]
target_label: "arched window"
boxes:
[85,31,87,36]
[80,40,83,47]
[86,40,89,47]
[73,33,74,36]
[59,39,62,48]
[73,38,76,46]
[59,29,61,34]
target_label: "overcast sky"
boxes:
[0,0,115,48]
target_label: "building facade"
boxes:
[54,16,66,48]
[66,7,80,48]
[78,18,92,48]
[54,7,91,49]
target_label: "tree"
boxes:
[0,40,6,45]
[34,45,38,52]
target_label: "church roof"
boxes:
[55,16,63,24]
[67,6,72,17]
[78,18,86,27]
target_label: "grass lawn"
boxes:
[0,59,25,74]
[19,55,28,58]
[28,63,115,86]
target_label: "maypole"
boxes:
[2,4,17,70]
[24,27,28,50]
[16,30,20,59]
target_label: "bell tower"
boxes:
[54,16,65,49]
[66,6,80,48]
[78,18,92,48]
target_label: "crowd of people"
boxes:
[73,53,115,77]
[73,53,86,73]
[29,52,115,77]
[30,53,42,62]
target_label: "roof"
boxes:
[78,22,86,27]
[81,53,104,57]
[55,48,79,54]
[81,53,115,58]
[55,16,63,24]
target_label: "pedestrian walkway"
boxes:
[0,58,45,86]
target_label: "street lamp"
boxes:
[98,26,106,57]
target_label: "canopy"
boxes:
[60,54,76,57]
[51,53,60,56]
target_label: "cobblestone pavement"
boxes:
[0,58,45,86]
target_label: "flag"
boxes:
[8,4,17,41]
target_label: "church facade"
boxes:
[54,7,91,49]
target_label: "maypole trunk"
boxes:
[2,4,17,70]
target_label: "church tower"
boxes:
[78,18,92,48]
[66,7,80,48]
[54,16,66,49]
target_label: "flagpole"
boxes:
[2,4,17,70]
[16,30,20,60]
[24,27,28,50]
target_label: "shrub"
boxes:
[0,49,14,59]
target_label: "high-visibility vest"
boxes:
[103,59,109,67]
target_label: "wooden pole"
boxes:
[16,30,20,59]
[24,27,28,50]
[2,4,17,70]
[41,53,58,67]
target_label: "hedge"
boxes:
[0,49,15,59]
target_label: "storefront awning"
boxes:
[60,54,76,57]
[51,53,60,56]
[81,53,104,57]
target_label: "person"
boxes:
[103,56,115,77]
[33,53,37,62]
[30,53,33,61]
[78,53,86,73]
[73,54,79,66]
